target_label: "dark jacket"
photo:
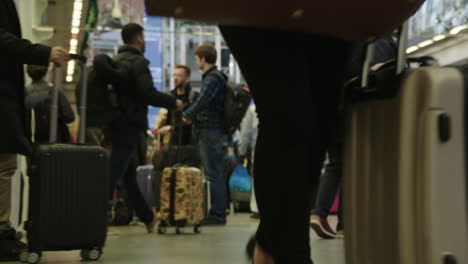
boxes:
[112,45,176,130]
[183,66,227,129]
[25,81,75,143]
[76,54,130,128]
[0,0,51,155]
[167,84,198,145]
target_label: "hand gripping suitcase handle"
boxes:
[50,54,88,144]
[360,21,409,88]
[69,54,87,63]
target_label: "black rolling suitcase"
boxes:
[21,55,110,264]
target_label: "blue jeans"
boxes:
[196,127,227,220]
[312,139,343,231]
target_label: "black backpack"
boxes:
[76,60,122,128]
[32,93,51,142]
[210,71,253,135]
[223,81,252,135]
[28,90,71,143]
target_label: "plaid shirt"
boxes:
[183,66,226,129]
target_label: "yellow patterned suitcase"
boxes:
[158,166,205,234]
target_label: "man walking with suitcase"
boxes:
[0,0,69,261]
[108,23,184,233]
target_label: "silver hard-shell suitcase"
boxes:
[344,23,468,264]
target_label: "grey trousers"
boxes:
[0,153,16,231]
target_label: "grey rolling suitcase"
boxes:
[22,55,110,264]
[344,23,468,264]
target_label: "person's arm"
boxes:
[93,54,130,83]
[58,92,75,124]
[0,28,51,65]
[183,76,222,121]
[133,58,177,109]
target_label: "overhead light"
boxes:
[70,39,78,46]
[450,24,468,35]
[66,75,73,82]
[72,19,81,27]
[433,35,446,41]
[67,66,75,75]
[74,2,83,11]
[418,40,434,48]
[406,46,419,53]
[73,11,82,19]
[67,61,75,75]
[71,27,80,34]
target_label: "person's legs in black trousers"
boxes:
[109,125,156,232]
[122,152,155,224]
[220,26,351,264]
[310,138,344,239]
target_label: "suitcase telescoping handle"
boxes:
[360,21,409,88]
[50,54,88,144]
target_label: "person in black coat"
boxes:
[106,23,184,234]
[0,0,69,261]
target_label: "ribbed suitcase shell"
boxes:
[344,67,468,264]
[27,144,109,252]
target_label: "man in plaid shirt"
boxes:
[183,44,228,225]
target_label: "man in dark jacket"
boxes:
[183,44,228,225]
[107,23,184,233]
[0,0,69,261]
[159,64,198,145]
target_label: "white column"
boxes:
[198,25,203,45]
[180,28,186,65]
[170,18,176,91]
[235,60,242,83]
[229,54,236,80]
[215,28,222,69]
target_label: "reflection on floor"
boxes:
[7,214,345,264]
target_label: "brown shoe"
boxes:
[310,215,336,239]
[145,213,159,234]
[336,229,344,238]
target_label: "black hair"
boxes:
[27,65,48,82]
[121,23,144,44]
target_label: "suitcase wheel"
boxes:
[19,250,29,263]
[157,226,167,234]
[194,225,201,234]
[80,248,102,261]
[22,252,41,264]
